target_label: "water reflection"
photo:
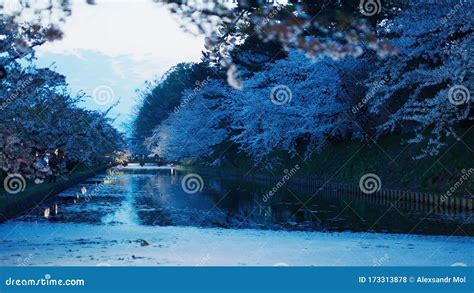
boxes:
[16,169,474,236]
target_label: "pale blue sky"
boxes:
[35,0,205,132]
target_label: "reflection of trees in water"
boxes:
[201,180,323,229]
[134,173,226,227]
[13,171,474,234]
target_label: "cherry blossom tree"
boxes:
[1,62,124,180]
[365,2,473,157]
[146,80,229,162]
[222,51,350,161]
[145,51,353,163]
[142,1,473,164]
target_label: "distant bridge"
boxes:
[124,157,175,166]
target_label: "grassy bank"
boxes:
[190,126,474,195]
[0,165,110,222]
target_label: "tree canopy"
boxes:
[1,1,125,180]
[138,0,472,166]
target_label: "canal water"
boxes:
[0,165,472,266]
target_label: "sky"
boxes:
[35,0,205,132]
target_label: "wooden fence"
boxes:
[187,167,473,213]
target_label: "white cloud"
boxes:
[34,0,205,131]
[38,0,204,63]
